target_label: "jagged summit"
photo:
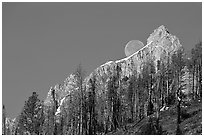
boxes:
[83,25,182,97]
[147,25,169,44]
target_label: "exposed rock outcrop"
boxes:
[84,25,181,90]
[44,25,183,120]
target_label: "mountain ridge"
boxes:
[48,25,182,118]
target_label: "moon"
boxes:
[125,40,144,57]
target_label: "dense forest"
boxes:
[2,41,202,135]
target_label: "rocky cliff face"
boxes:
[83,25,182,100]
[44,25,182,118]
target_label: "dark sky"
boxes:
[2,2,201,118]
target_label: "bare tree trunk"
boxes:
[166,53,170,105]
[177,97,181,124]
[199,63,202,98]
[192,64,195,99]
[196,65,199,98]
[79,79,83,135]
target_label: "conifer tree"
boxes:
[74,63,86,134]
[190,42,202,99]
[2,105,7,135]
[171,48,185,134]
[16,92,44,135]
[88,75,97,134]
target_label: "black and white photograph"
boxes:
[2,1,202,135]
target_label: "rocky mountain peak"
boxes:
[147,25,169,45]
[44,25,182,118]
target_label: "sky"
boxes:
[2,2,202,118]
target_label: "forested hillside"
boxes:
[2,26,202,135]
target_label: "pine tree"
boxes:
[2,105,6,135]
[141,60,155,117]
[191,42,202,99]
[16,92,44,135]
[128,76,135,122]
[171,48,185,134]
[74,64,86,134]
[88,75,97,134]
